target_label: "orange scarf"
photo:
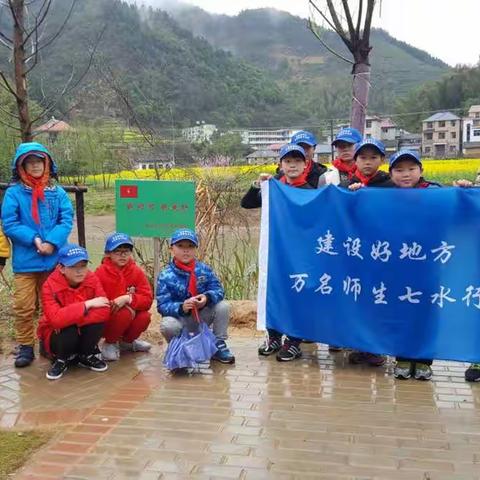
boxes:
[17,154,51,224]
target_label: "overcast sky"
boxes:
[142,0,479,67]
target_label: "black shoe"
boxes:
[276,342,302,362]
[258,337,282,356]
[14,345,35,368]
[78,354,108,372]
[46,359,68,380]
[465,364,480,382]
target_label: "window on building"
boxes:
[451,120,456,127]
[366,133,372,138]
[439,121,445,127]
[475,113,480,118]
[438,132,446,139]
[451,132,456,139]
[425,147,431,153]
[425,133,433,140]
[426,122,433,129]
[473,129,480,136]
[450,145,456,152]
[366,120,372,128]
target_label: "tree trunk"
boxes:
[12,0,32,142]
[350,61,371,135]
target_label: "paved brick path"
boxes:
[2,334,480,479]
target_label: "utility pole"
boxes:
[330,119,335,162]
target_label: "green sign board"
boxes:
[115,180,195,238]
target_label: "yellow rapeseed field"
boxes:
[85,159,480,185]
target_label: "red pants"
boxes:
[103,308,151,343]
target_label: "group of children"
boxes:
[0,137,478,384]
[0,142,234,380]
[241,128,480,383]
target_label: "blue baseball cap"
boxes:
[291,130,317,147]
[105,232,134,252]
[58,244,89,267]
[354,138,386,158]
[170,228,198,247]
[389,149,422,169]
[279,143,306,161]
[332,127,362,146]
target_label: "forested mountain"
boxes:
[0,0,454,129]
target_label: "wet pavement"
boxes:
[2,333,480,479]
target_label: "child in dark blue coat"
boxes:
[156,228,235,364]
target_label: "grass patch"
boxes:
[0,430,52,479]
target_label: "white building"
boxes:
[182,123,217,143]
[232,128,301,150]
[463,105,480,157]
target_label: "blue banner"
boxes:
[257,181,480,362]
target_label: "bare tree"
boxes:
[0,0,102,141]
[308,0,378,133]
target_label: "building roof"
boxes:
[34,117,71,133]
[423,112,460,122]
[468,105,480,115]
[380,118,397,128]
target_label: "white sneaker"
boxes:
[101,342,120,361]
[120,339,152,352]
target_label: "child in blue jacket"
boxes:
[156,228,235,364]
[2,142,73,368]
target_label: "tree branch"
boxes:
[325,0,350,44]
[0,70,21,100]
[307,18,353,64]
[340,0,356,41]
[308,0,339,35]
[24,0,76,61]
[355,0,364,37]
[362,0,376,44]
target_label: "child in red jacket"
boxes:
[38,244,110,380]
[96,233,153,361]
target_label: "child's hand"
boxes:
[34,237,42,253]
[259,173,272,182]
[182,298,196,313]
[194,294,207,309]
[453,179,473,188]
[85,297,110,309]
[111,294,131,313]
[348,182,364,191]
[39,242,55,255]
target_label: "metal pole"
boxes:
[75,190,86,247]
[330,120,335,163]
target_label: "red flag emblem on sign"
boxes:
[120,185,138,198]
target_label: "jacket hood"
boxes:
[12,142,58,175]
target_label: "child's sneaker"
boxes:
[78,354,109,372]
[465,363,480,382]
[46,359,68,380]
[276,341,302,362]
[348,351,385,366]
[394,361,413,379]
[414,363,432,381]
[120,339,152,352]
[212,340,235,364]
[258,337,282,356]
[14,344,35,368]
[101,342,120,361]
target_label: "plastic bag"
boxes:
[163,322,218,370]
